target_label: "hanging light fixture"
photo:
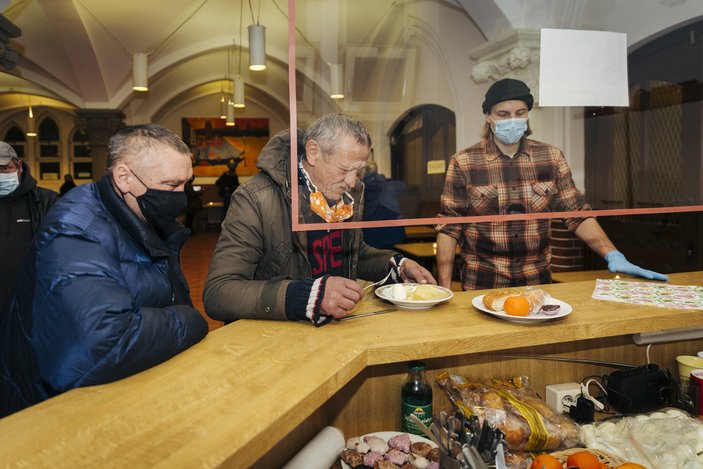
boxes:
[224,46,236,126]
[233,75,245,108]
[220,47,233,119]
[330,64,345,99]
[132,52,148,91]
[225,100,235,126]
[219,94,227,119]
[247,0,265,71]
[248,24,266,71]
[26,103,37,137]
[234,2,246,108]
[219,75,227,119]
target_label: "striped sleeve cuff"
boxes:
[390,254,407,282]
[285,276,332,327]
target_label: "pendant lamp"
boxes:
[330,64,345,99]
[219,95,227,119]
[26,105,37,137]
[132,53,149,91]
[226,100,235,126]
[233,75,245,108]
[248,24,266,71]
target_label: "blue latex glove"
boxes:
[604,250,669,281]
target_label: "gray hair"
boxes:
[106,124,191,174]
[303,113,371,157]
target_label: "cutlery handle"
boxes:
[338,308,396,321]
[408,414,444,449]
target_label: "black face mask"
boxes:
[130,170,187,235]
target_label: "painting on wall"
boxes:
[181,117,269,178]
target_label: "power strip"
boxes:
[545,382,581,413]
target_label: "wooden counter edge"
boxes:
[0,272,700,468]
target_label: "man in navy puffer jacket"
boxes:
[0,124,208,417]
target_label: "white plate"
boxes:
[472,295,572,324]
[375,284,453,310]
[340,431,437,469]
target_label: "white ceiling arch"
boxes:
[0,0,702,123]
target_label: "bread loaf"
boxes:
[482,288,546,313]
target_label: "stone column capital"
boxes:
[469,29,541,99]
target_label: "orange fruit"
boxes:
[566,451,602,469]
[616,464,647,469]
[530,454,563,469]
[504,295,531,316]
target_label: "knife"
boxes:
[339,308,397,321]
[495,442,507,469]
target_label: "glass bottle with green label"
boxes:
[401,360,432,435]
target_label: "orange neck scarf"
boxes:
[300,163,354,222]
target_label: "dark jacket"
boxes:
[361,172,407,249]
[0,161,57,314]
[59,179,76,196]
[203,130,395,322]
[0,175,208,417]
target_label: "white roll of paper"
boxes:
[282,426,345,469]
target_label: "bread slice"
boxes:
[482,288,546,312]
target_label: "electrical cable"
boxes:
[646,343,652,364]
[248,0,259,25]
[152,0,211,54]
[481,353,636,369]
[75,0,211,57]
[238,0,244,74]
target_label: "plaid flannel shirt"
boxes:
[436,137,591,290]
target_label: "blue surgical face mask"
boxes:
[0,171,19,196]
[491,117,527,145]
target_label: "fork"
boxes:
[362,269,394,291]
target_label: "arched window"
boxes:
[389,104,455,218]
[4,125,26,158]
[37,117,61,181]
[71,128,92,180]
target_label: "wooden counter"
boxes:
[551,269,616,283]
[1,272,702,468]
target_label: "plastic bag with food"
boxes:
[435,372,581,452]
[580,407,703,469]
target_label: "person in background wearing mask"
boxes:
[0,124,208,417]
[204,113,435,326]
[0,142,58,316]
[436,78,667,290]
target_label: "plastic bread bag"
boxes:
[435,372,581,452]
[503,449,533,469]
[580,407,703,469]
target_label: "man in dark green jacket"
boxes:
[204,113,436,326]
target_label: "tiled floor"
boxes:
[180,230,224,331]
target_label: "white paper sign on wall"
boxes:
[539,28,629,107]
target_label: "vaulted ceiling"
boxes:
[0,0,700,121]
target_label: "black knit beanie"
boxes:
[482,78,534,114]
